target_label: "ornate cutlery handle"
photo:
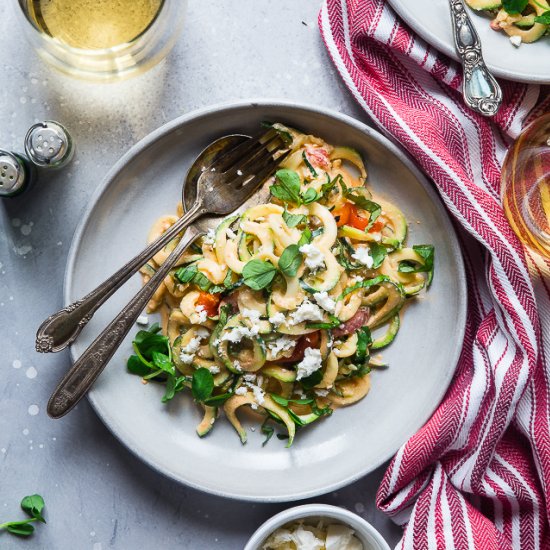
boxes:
[36,202,205,354]
[449,0,502,117]
[47,225,202,419]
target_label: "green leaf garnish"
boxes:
[270,169,302,204]
[298,227,312,247]
[534,10,550,23]
[369,242,387,269]
[398,244,435,286]
[0,495,47,538]
[261,419,275,446]
[299,369,323,389]
[338,275,392,301]
[302,187,320,204]
[502,0,528,14]
[192,368,215,402]
[302,151,318,178]
[175,263,217,292]
[242,259,278,290]
[355,327,372,365]
[282,209,306,228]
[278,244,303,278]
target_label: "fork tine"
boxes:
[212,129,281,173]
[230,148,291,193]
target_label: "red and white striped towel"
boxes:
[319,1,550,548]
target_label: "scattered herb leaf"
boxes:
[191,368,215,402]
[242,259,278,290]
[278,245,303,278]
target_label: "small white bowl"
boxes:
[244,503,391,550]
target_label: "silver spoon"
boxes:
[449,0,502,117]
[36,131,285,354]
[47,132,289,418]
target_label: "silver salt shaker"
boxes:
[24,120,74,169]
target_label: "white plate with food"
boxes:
[65,100,466,501]
[388,0,550,84]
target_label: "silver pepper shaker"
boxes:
[24,120,74,169]
[0,150,37,198]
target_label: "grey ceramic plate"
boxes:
[66,100,467,502]
[388,0,550,84]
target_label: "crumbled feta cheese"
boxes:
[241,308,261,323]
[268,335,296,356]
[325,524,363,550]
[296,347,323,380]
[237,169,243,176]
[226,227,237,239]
[233,360,242,372]
[351,246,373,268]
[179,337,203,364]
[243,373,256,382]
[209,366,220,374]
[269,312,286,326]
[249,384,265,405]
[315,389,329,397]
[251,403,258,410]
[510,35,522,48]
[234,386,247,395]
[203,228,216,246]
[313,291,336,313]
[195,327,210,339]
[195,305,208,323]
[290,300,324,325]
[299,243,325,271]
[221,324,258,343]
[136,315,149,326]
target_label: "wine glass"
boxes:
[501,113,550,258]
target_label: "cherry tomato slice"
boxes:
[196,292,221,318]
[348,204,370,231]
[333,202,352,227]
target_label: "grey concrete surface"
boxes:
[0,1,403,548]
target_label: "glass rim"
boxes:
[16,0,167,55]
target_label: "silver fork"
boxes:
[47,132,289,418]
[448,0,502,117]
[36,130,285,354]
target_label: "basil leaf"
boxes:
[502,0,528,14]
[355,327,372,365]
[302,151,318,177]
[369,242,387,269]
[282,209,306,228]
[192,368,215,402]
[270,169,302,204]
[302,187,320,204]
[319,173,341,200]
[534,10,550,23]
[242,259,278,290]
[300,369,323,389]
[398,244,435,286]
[20,495,45,523]
[162,375,186,403]
[127,355,151,377]
[261,419,275,446]
[6,522,35,536]
[278,244,302,277]
[175,263,214,292]
[298,227,312,247]
[338,275,392,301]
[152,351,174,375]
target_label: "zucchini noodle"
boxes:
[127,124,435,446]
[465,0,550,44]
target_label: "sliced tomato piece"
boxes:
[348,204,370,231]
[277,331,320,364]
[368,219,385,233]
[196,292,221,318]
[333,202,352,227]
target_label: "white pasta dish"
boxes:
[465,0,550,45]
[262,519,363,550]
[126,124,435,446]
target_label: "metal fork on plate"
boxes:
[44,129,289,418]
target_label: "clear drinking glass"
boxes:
[14,0,187,81]
[501,114,550,258]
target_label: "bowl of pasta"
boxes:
[66,100,467,501]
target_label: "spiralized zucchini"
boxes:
[126,124,435,446]
[465,0,550,45]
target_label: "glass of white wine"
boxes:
[502,114,550,259]
[15,0,187,81]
